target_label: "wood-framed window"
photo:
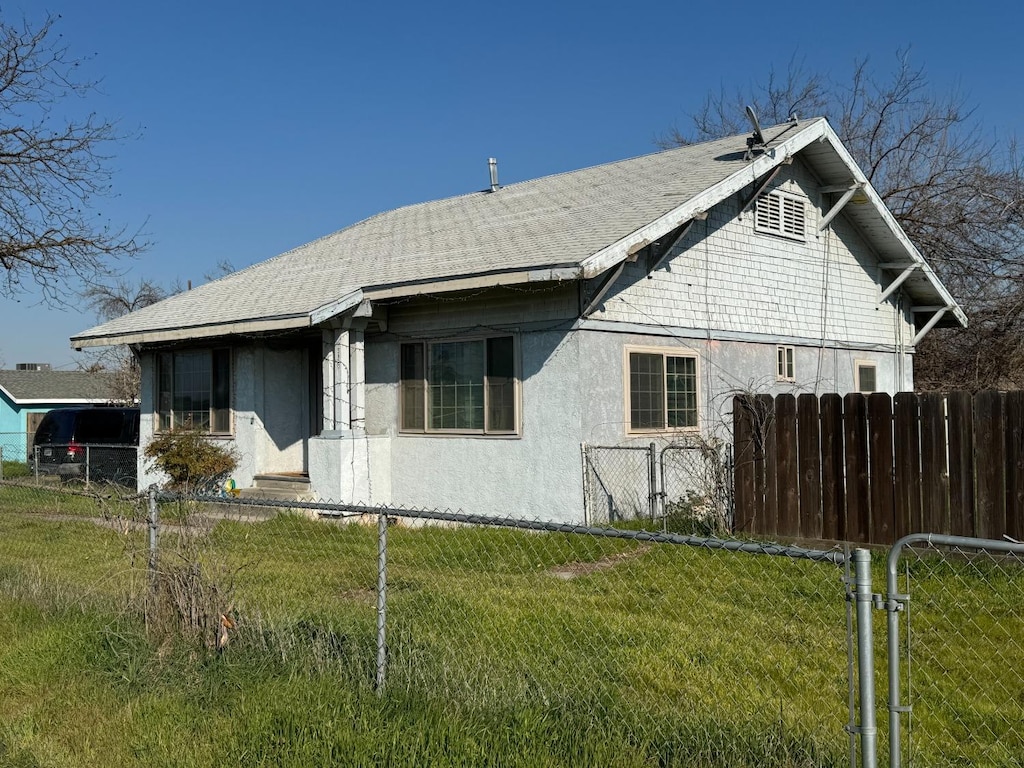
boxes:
[156,349,232,433]
[856,361,877,393]
[755,191,807,241]
[626,347,699,432]
[400,336,518,434]
[777,345,795,381]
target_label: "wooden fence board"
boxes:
[775,394,799,537]
[844,394,870,543]
[946,391,975,538]
[758,394,778,538]
[1005,391,1024,542]
[797,393,822,539]
[920,392,950,533]
[820,393,845,540]
[893,393,922,538]
[868,393,895,545]
[732,395,757,534]
[975,390,1006,539]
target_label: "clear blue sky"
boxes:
[3,0,1023,368]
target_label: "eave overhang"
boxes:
[70,266,582,349]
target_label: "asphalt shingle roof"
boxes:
[0,370,115,403]
[71,116,963,346]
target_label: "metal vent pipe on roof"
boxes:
[488,157,499,192]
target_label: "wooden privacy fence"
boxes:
[732,391,1024,545]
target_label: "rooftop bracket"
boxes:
[911,306,951,346]
[879,263,920,304]
[818,183,864,231]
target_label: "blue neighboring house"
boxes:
[0,368,116,462]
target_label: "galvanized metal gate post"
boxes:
[147,485,158,590]
[648,442,658,521]
[375,508,388,692]
[853,549,878,768]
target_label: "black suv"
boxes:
[33,407,140,486]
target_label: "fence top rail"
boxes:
[584,444,653,452]
[886,532,1024,592]
[161,490,847,566]
[34,443,138,450]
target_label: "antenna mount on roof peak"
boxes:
[744,105,767,160]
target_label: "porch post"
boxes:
[321,330,336,431]
[349,328,365,432]
[333,329,351,430]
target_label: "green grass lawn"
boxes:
[0,486,1020,766]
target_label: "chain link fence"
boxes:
[0,431,136,487]
[0,480,857,766]
[2,475,1021,766]
[884,535,1024,768]
[0,431,33,480]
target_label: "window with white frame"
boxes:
[627,348,698,431]
[856,361,877,393]
[755,191,806,240]
[156,349,232,433]
[400,336,517,434]
[777,345,795,381]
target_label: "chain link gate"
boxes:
[659,437,732,535]
[882,533,1024,768]
[581,443,656,525]
[582,441,733,532]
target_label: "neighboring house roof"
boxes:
[71,117,966,348]
[0,369,116,405]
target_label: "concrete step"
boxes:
[252,474,311,492]
[236,486,315,503]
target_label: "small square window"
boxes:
[856,362,877,393]
[776,346,795,381]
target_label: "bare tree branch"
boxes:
[0,13,142,301]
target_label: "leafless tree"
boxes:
[0,13,141,300]
[80,279,169,403]
[83,278,168,323]
[664,53,1024,390]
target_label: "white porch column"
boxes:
[328,329,351,430]
[348,328,365,432]
[321,329,336,431]
[320,326,364,433]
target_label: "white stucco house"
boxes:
[71,117,964,520]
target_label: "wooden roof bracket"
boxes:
[911,306,950,346]
[818,182,864,232]
[738,163,788,221]
[878,263,920,303]
[580,260,627,318]
[646,219,698,276]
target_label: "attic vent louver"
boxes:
[755,191,806,240]
[488,157,499,192]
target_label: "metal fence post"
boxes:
[85,445,91,488]
[648,442,658,521]
[33,445,39,485]
[853,548,878,768]
[0,444,4,481]
[375,508,388,692]
[580,443,591,526]
[148,485,158,590]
